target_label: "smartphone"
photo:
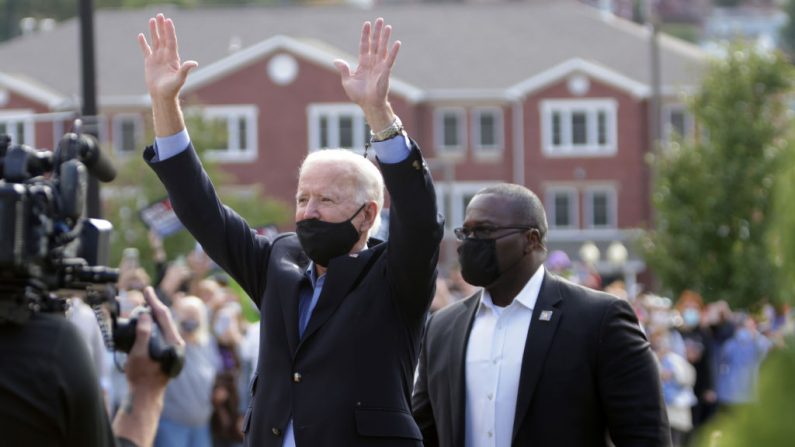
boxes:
[121,247,140,269]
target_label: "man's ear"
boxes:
[526,228,543,253]
[359,201,378,233]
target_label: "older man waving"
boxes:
[137,14,443,447]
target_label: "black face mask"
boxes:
[296,204,367,267]
[457,231,526,287]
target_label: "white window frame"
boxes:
[434,107,467,155]
[471,107,504,157]
[434,181,502,232]
[0,109,35,147]
[662,104,694,144]
[307,103,368,154]
[540,99,617,157]
[193,105,258,162]
[584,185,618,230]
[112,113,144,156]
[545,186,579,230]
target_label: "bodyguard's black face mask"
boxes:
[457,230,527,287]
[296,204,367,267]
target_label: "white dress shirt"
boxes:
[464,265,545,447]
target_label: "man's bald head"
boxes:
[474,184,548,242]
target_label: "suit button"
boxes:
[293,372,302,383]
[272,427,281,436]
[412,160,422,170]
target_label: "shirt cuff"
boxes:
[153,129,191,161]
[373,134,411,164]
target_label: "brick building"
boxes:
[0,0,706,289]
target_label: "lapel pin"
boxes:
[539,310,553,321]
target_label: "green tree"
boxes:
[643,46,795,308]
[103,112,290,278]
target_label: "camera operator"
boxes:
[0,287,185,447]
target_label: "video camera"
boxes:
[0,127,183,377]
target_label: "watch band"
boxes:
[370,115,404,142]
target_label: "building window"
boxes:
[662,104,693,143]
[308,103,369,154]
[545,187,578,229]
[434,181,502,231]
[472,107,504,155]
[112,114,143,155]
[584,186,617,229]
[435,107,466,153]
[192,105,258,162]
[541,99,617,157]
[0,110,35,147]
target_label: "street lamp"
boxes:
[579,241,600,266]
[606,240,629,267]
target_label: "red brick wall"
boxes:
[189,50,417,211]
[3,90,54,149]
[523,77,651,228]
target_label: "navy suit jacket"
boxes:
[146,141,443,447]
[412,272,671,447]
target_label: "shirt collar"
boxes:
[304,262,324,287]
[479,264,545,313]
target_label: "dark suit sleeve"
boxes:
[144,145,271,306]
[412,316,439,447]
[378,140,445,323]
[597,299,671,446]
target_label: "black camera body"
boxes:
[0,130,182,377]
[114,306,184,377]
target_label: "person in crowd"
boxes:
[650,327,697,447]
[447,265,479,302]
[430,277,454,314]
[137,13,442,446]
[211,302,246,446]
[155,296,219,447]
[715,313,772,413]
[674,290,716,432]
[412,183,669,446]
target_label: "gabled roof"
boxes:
[0,72,67,109]
[0,1,707,108]
[181,34,424,102]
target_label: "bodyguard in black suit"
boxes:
[137,15,442,446]
[413,184,670,446]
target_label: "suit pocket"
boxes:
[354,407,423,440]
[241,373,258,434]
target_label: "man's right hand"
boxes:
[137,13,197,138]
[137,14,197,102]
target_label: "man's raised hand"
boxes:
[334,18,401,132]
[137,13,198,102]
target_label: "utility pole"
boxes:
[648,0,662,150]
[79,0,101,218]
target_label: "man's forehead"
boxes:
[298,164,356,196]
[465,193,513,223]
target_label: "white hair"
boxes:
[175,295,211,346]
[299,149,384,237]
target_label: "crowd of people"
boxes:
[68,233,259,447]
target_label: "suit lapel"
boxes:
[449,291,482,447]
[278,256,310,356]
[297,248,377,351]
[512,272,563,442]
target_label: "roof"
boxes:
[0,0,707,108]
